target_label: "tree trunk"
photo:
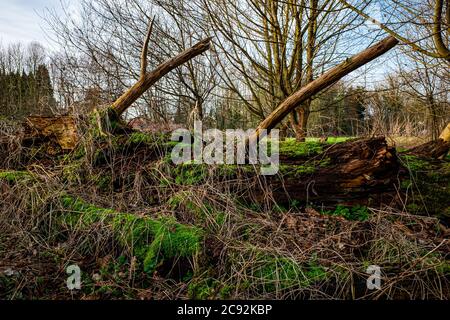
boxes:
[250,36,399,142]
[226,137,402,207]
[14,26,213,154]
[111,37,212,117]
[22,116,78,153]
[295,104,311,142]
[405,123,450,159]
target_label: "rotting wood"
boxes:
[22,116,78,152]
[405,123,450,159]
[235,137,402,207]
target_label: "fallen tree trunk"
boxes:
[236,137,402,207]
[22,116,78,153]
[404,123,450,159]
[250,36,399,142]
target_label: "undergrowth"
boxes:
[0,127,449,300]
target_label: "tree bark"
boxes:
[405,123,450,159]
[225,137,402,207]
[250,36,399,142]
[22,116,78,152]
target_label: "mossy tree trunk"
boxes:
[242,137,402,207]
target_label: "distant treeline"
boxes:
[0,65,55,119]
[0,42,55,120]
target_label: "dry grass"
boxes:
[0,122,449,300]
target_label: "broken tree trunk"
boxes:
[249,36,399,142]
[232,137,401,207]
[22,116,78,154]
[16,18,212,154]
[405,123,450,159]
[110,37,212,117]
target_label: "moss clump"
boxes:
[322,205,370,221]
[0,171,33,183]
[279,140,323,158]
[400,155,430,172]
[125,132,171,149]
[188,278,220,299]
[60,196,203,273]
[253,255,328,292]
[127,132,155,145]
[325,137,353,144]
[62,160,84,184]
[172,163,207,185]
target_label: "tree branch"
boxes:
[111,36,213,117]
[140,16,155,79]
[250,36,399,141]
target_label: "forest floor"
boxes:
[0,123,449,300]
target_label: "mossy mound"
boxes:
[60,196,203,273]
[0,170,33,183]
[279,140,324,158]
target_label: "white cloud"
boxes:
[0,0,70,49]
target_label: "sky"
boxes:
[0,0,73,50]
[0,0,392,86]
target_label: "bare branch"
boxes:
[140,16,155,79]
[250,36,399,142]
[111,37,213,117]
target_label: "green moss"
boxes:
[436,261,450,275]
[291,164,313,175]
[173,164,207,185]
[62,160,84,184]
[305,137,353,144]
[123,132,172,150]
[319,157,332,167]
[400,155,430,172]
[60,196,203,273]
[322,205,370,221]
[127,132,154,145]
[188,278,220,299]
[219,285,234,299]
[72,145,86,159]
[401,179,412,189]
[278,157,332,178]
[253,255,328,292]
[326,137,353,144]
[279,140,323,158]
[0,170,32,183]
